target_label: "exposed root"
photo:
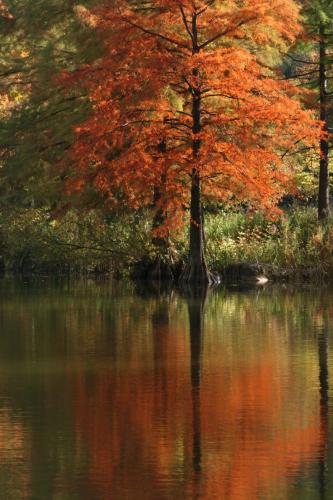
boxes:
[179,262,220,287]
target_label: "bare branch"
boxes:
[199,17,256,50]
[179,5,194,43]
[122,17,190,50]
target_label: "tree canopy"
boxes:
[0,0,330,281]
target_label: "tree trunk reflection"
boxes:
[187,288,208,477]
[318,317,329,500]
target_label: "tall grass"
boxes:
[205,207,333,274]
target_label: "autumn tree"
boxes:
[64,0,319,284]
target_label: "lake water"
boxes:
[0,277,332,499]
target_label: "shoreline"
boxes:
[0,260,331,285]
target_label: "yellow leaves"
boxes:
[73,5,98,28]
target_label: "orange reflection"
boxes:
[0,407,30,498]
[199,350,321,499]
[73,296,324,499]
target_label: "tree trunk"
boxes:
[182,13,211,285]
[187,169,211,284]
[318,22,330,220]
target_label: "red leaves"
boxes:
[62,0,320,233]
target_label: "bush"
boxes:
[1,205,333,278]
[204,207,333,274]
[0,208,152,275]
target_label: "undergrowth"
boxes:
[205,207,333,275]
[1,206,333,277]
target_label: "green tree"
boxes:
[0,0,100,208]
[286,1,333,219]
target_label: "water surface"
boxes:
[0,278,332,499]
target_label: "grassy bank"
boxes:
[0,206,332,280]
[205,207,333,279]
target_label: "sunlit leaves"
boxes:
[63,0,319,234]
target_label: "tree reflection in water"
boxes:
[318,313,329,500]
[188,292,204,476]
[0,280,331,499]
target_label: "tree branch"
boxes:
[199,17,255,49]
[122,17,190,50]
[179,5,194,43]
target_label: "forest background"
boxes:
[1,0,333,282]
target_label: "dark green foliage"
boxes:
[1,206,333,279]
[0,208,153,274]
[0,0,102,207]
[283,0,333,218]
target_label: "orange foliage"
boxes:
[63,0,320,231]
[0,0,14,19]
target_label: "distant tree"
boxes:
[61,0,319,283]
[308,1,333,220]
[286,0,333,219]
[0,0,100,208]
